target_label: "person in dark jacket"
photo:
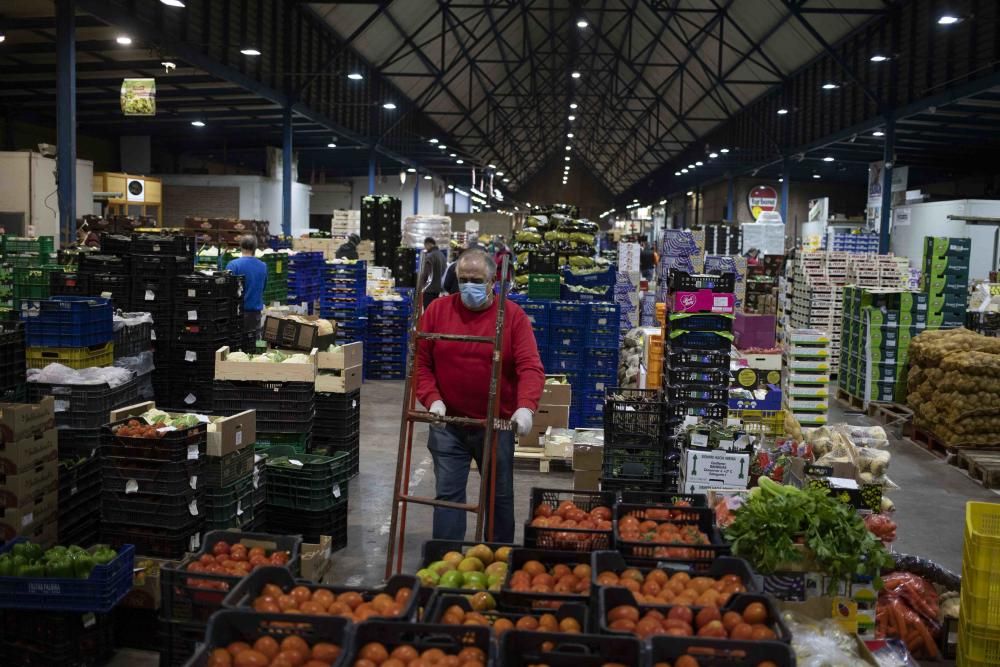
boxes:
[335,233,360,260]
[418,237,447,306]
[639,240,655,281]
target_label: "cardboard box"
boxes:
[262,315,336,352]
[0,396,55,444]
[534,404,569,429]
[18,518,57,549]
[728,385,782,411]
[316,365,363,393]
[317,342,363,370]
[786,458,882,511]
[516,426,546,449]
[542,377,572,405]
[0,429,57,476]
[0,457,58,509]
[215,346,318,382]
[110,402,256,457]
[775,597,879,665]
[732,351,782,371]
[681,447,751,486]
[574,469,601,491]
[120,555,175,610]
[573,440,604,471]
[542,427,574,459]
[0,490,57,542]
[300,536,333,583]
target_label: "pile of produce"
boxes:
[184,540,291,589]
[250,583,412,621]
[436,604,582,635]
[529,499,612,549]
[507,560,591,596]
[784,611,879,666]
[353,643,486,667]
[594,569,747,607]
[414,544,510,593]
[606,599,779,641]
[618,329,644,388]
[225,350,312,364]
[907,327,1000,445]
[617,513,712,560]
[0,542,117,578]
[875,571,944,660]
[806,424,892,485]
[205,635,340,667]
[723,477,894,591]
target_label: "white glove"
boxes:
[511,408,534,436]
[429,400,447,417]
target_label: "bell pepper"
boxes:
[21,561,46,578]
[45,557,75,579]
[92,548,117,566]
[71,554,95,579]
[11,542,30,559]
[0,557,13,577]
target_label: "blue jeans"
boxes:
[427,424,515,543]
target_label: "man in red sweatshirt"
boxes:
[416,248,545,542]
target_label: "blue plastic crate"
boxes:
[549,325,585,348]
[547,348,583,371]
[590,302,620,325]
[574,372,618,394]
[578,412,604,428]
[22,296,114,347]
[560,285,612,301]
[549,301,589,326]
[588,327,620,348]
[0,539,135,612]
[531,325,549,348]
[579,390,605,415]
[587,348,619,372]
[562,266,616,288]
[519,300,550,326]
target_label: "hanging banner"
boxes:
[121,78,156,116]
[747,185,778,220]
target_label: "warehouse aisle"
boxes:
[331,381,997,583]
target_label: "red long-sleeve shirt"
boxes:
[416,294,545,420]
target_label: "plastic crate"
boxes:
[0,608,115,667]
[667,366,729,386]
[203,446,255,488]
[49,271,91,296]
[666,401,728,421]
[614,504,729,569]
[528,251,558,274]
[203,477,255,527]
[344,621,491,665]
[131,254,194,276]
[669,330,733,351]
[667,384,728,403]
[0,538,134,613]
[264,496,348,546]
[602,445,665,484]
[2,236,54,254]
[587,327,620,348]
[101,487,204,528]
[130,233,196,256]
[519,300,550,326]
[101,457,203,495]
[590,551,757,593]
[668,312,735,332]
[102,414,207,462]
[648,635,795,665]
[617,490,707,506]
[426,594,588,634]
[28,374,141,429]
[0,323,26,392]
[223,565,419,619]
[185,610,351,667]
[254,432,310,454]
[102,518,204,560]
[97,233,132,256]
[528,273,561,299]
[266,450,352,488]
[501,630,641,667]
[604,388,663,448]
[586,347,618,371]
[502,548,593,609]
[113,317,152,358]
[524,488,615,552]
[78,253,128,275]
[26,341,114,370]
[666,348,730,369]
[669,270,736,293]
[161,531,302,622]
[549,301,590,326]
[22,296,113,347]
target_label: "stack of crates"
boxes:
[922,236,970,328]
[261,253,289,306]
[519,299,550,359]
[250,452,267,530]
[24,293,115,372]
[311,389,361,478]
[264,450,351,549]
[528,273,560,299]
[0,263,13,321]
[394,247,418,287]
[1,236,56,312]
[169,273,244,411]
[782,329,831,426]
[100,414,207,559]
[202,439,256,533]
[77,251,131,310]
[600,387,665,492]
[58,448,102,547]
[0,397,58,547]
[286,251,324,311]
[321,260,368,344]
[959,501,1000,666]
[213,380,315,454]
[365,296,411,380]
[361,195,402,268]
[0,322,25,400]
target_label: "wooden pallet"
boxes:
[866,401,913,435]
[835,388,866,411]
[902,424,953,459]
[513,447,569,473]
[955,449,1000,488]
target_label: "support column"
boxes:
[368,149,376,195]
[726,176,735,222]
[879,117,896,254]
[281,107,292,236]
[694,187,700,226]
[781,157,790,225]
[56,0,77,242]
[413,174,419,215]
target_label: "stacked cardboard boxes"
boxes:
[922,236,970,328]
[518,377,570,449]
[572,431,603,491]
[0,397,58,546]
[782,329,832,426]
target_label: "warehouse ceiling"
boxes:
[310,0,883,193]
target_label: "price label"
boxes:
[236,501,244,517]
[289,459,304,467]
[190,475,198,490]
[101,291,113,299]
[185,350,197,362]
[145,290,155,301]
[150,329,157,341]
[184,393,197,405]
[235,431,243,445]
[189,499,199,516]
[70,485,78,496]
[187,444,200,460]
[21,512,33,527]
[187,289,196,298]
[54,399,69,413]
[189,533,200,551]
[187,310,198,321]
[125,479,139,494]
[333,483,341,498]
[82,613,96,629]
[152,244,161,252]
[598,317,607,325]
[252,470,260,489]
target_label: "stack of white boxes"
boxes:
[788,252,846,374]
[518,377,570,450]
[331,210,361,237]
[782,328,832,427]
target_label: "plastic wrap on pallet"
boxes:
[660,230,700,256]
[402,215,451,249]
[114,350,155,376]
[888,553,961,591]
[614,271,641,330]
[27,363,134,387]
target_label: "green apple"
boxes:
[462,571,488,589]
[467,544,494,566]
[486,573,504,588]
[429,560,455,576]
[463,580,486,591]
[457,557,484,573]
[415,569,440,586]
[439,570,464,589]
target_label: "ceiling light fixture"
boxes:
[456,159,464,164]
[686,191,694,196]
[160,0,186,6]
[720,148,730,153]
[327,143,337,148]
[348,72,364,80]
[709,152,718,158]
[116,35,132,45]
[873,130,885,137]
[564,156,571,161]
[438,145,446,150]
[429,138,438,144]
[449,153,456,157]
[823,156,834,162]
[488,164,496,169]
[565,145,571,151]
[674,171,681,176]
[240,48,261,56]
[576,19,588,28]
[424,175,432,180]
[571,71,581,79]
[406,168,416,173]
[937,15,960,25]
[688,164,695,169]
[870,54,889,62]
[778,177,784,182]
[681,168,688,173]
[382,102,396,109]
[822,82,839,90]
[503,178,510,183]
[695,161,703,166]
[161,61,176,70]
[0,34,6,44]
[777,108,789,115]
[191,120,205,127]
[567,133,574,138]
[569,103,578,110]
[812,173,821,179]
[568,115,576,121]
[496,171,504,176]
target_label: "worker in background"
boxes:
[416,248,544,542]
[418,236,446,307]
[335,233,360,260]
[639,239,656,281]
[226,235,268,339]
[493,239,515,284]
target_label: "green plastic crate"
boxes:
[1,236,54,254]
[253,432,309,454]
[528,273,561,299]
[203,477,255,525]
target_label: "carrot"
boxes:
[913,618,939,658]
[891,601,908,640]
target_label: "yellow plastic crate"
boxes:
[26,342,114,369]
[958,618,1000,666]
[963,540,1000,599]
[967,502,1000,549]
[732,409,785,437]
[960,582,1000,628]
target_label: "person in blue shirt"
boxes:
[226,235,268,339]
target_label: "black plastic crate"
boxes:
[264,497,348,547]
[602,445,665,482]
[614,503,729,569]
[101,457,203,495]
[649,635,795,666]
[213,379,315,413]
[0,609,115,667]
[0,323,26,392]
[617,490,707,507]
[223,566,419,620]
[49,271,91,296]
[176,273,243,300]
[604,387,664,449]
[157,618,203,667]
[667,312,735,332]
[78,253,128,275]
[58,452,102,498]
[89,273,130,304]
[590,551,758,594]
[131,254,194,276]
[502,548,593,609]
[102,519,204,560]
[501,630,641,667]
[202,446,255,488]
[427,593,588,632]
[667,384,729,403]
[97,233,132,256]
[665,401,728,421]
[668,270,736,294]
[523,487,615,552]
[665,348,730,370]
[528,251,559,274]
[28,375,141,429]
[102,415,207,462]
[666,366,729,386]
[100,488,204,529]
[113,316,153,358]
[344,621,490,666]
[668,330,733,352]
[130,234,196,257]
[55,427,103,459]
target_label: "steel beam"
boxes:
[780,157,789,225]
[283,107,293,236]
[56,0,76,242]
[726,175,734,222]
[368,148,376,195]
[878,116,894,254]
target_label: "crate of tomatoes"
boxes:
[523,487,616,552]
[648,635,795,667]
[502,548,594,610]
[161,530,301,623]
[500,630,643,667]
[345,620,491,667]
[427,593,588,635]
[223,565,419,622]
[614,502,729,570]
[186,610,348,667]
[590,551,759,605]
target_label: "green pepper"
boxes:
[45,557,75,579]
[92,548,116,566]
[21,561,46,578]
[71,554,95,579]
[24,543,43,562]
[11,543,30,559]
[0,558,13,577]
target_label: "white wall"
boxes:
[310,183,352,215]
[0,152,93,246]
[348,175,446,215]
[157,174,311,236]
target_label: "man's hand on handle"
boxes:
[429,400,447,428]
[511,408,534,436]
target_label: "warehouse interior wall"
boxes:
[0,152,93,245]
[514,154,615,220]
[310,183,353,215]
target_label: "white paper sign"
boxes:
[125,479,139,494]
[187,444,200,460]
[145,290,155,301]
[188,499,199,516]
[185,351,197,362]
